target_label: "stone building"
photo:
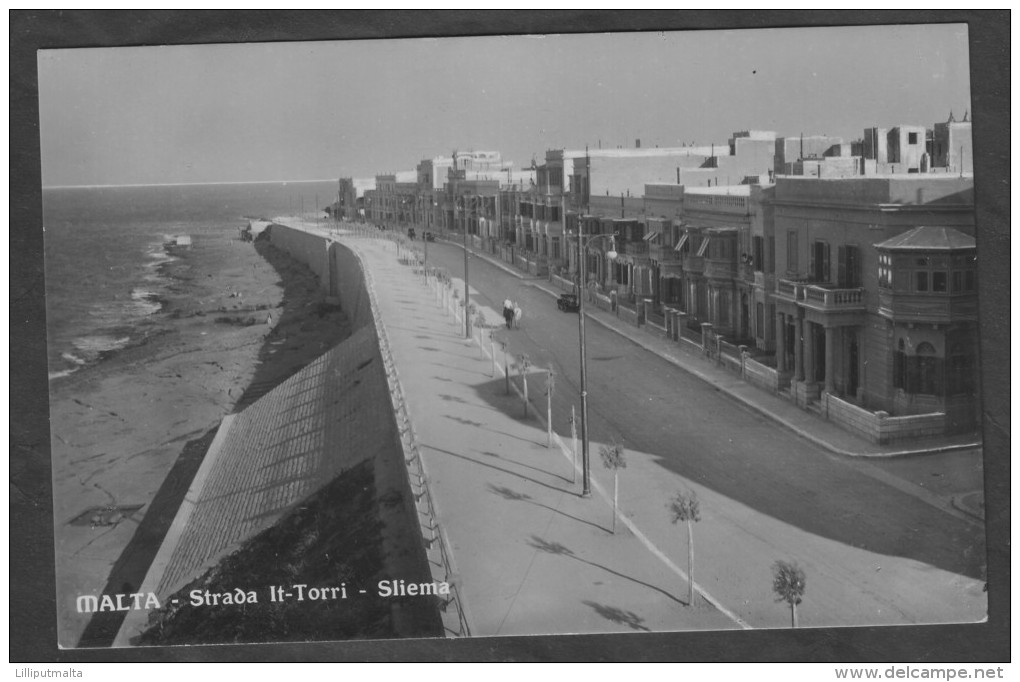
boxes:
[770,173,978,439]
[931,112,973,175]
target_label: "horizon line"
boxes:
[42,178,347,190]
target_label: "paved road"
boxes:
[421,239,986,628]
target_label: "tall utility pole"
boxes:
[454,151,469,339]
[578,223,591,497]
[423,197,429,278]
[579,146,593,497]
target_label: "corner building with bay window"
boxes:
[771,173,979,440]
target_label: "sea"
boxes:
[42,180,341,381]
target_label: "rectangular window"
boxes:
[953,271,963,292]
[549,167,563,187]
[878,253,891,288]
[767,236,775,274]
[846,245,861,287]
[908,132,918,144]
[697,237,711,257]
[916,271,929,292]
[812,241,830,282]
[552,237,561,260]
[711,239,725,260]
[932,271,948,292]
[753,236,764,272]
[893,351,906,389]
[787,231,799,273]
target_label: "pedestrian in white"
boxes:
[513,303,522,329]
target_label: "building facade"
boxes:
[770,174,978,435]
[340,120,981,442]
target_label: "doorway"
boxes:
[848,333,859,396]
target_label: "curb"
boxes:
[452,240,982,460]
[951,492,986,522]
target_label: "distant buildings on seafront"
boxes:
[337,113,979,443]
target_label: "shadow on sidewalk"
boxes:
[582,601,651,632]
[482,451,572,485]
[422,444,568,496]
[487,483,604,533]
[527,535,689,608]
[467,339,986,582]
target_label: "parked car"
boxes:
[557,293,580,313]
[423,231,435,242]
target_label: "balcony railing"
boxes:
[683,255,705,272]
[649,244,681,262]
[704,261,737,280]
[777,279,866,311]
[620,241,649,256]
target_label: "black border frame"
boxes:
[11,10,1010,663]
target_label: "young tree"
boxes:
[771,560,806,628]
[669,489,701,606]
[599,441,626,534]
[518,354,531,416]
[544,367,555,448]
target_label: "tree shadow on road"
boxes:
[527,534,688,607]
[482,451,572,484]
[423,444,568,497]
[487,484,604,532]
[582,601,651,631]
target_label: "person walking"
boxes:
[513,302,522,329]
[503,298,514,329]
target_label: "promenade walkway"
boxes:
[345,233,744,636]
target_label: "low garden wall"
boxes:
[824,393,946,445]
[743,356,780,393]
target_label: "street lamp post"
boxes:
[452,152,471,339]
[462,195,470,339]
[575,221,617,498]
[422,195,429,283]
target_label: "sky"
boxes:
[37,23,972,188]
